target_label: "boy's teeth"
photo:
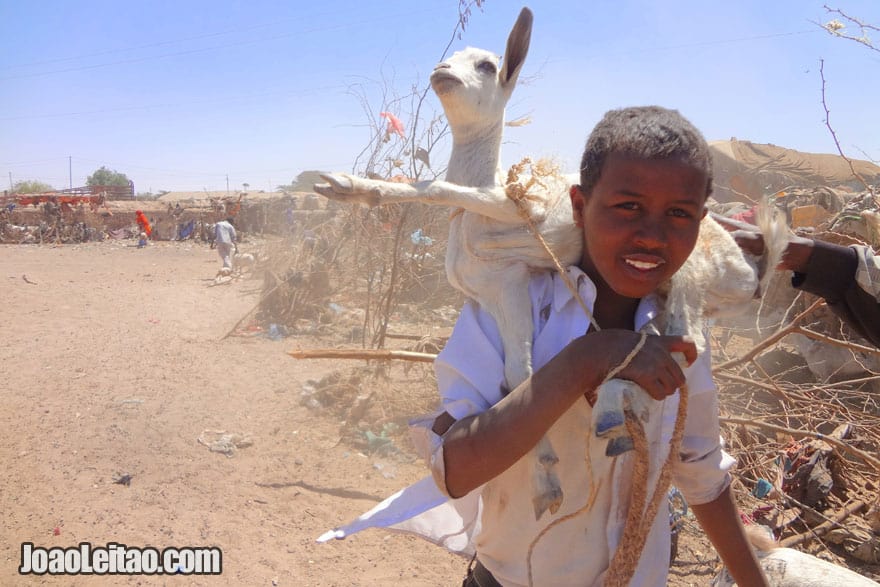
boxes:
[626,259,659,270]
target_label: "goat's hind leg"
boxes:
[491,274,564,520]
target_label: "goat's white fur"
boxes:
[712,526,879,586]
[315,7,769,519]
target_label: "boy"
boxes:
[318,106,767,586]
[430,106,767,586]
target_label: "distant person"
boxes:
[135,210,152,239]
[214,217,237,271]
[716,213,880,347]
[285,205,297,236]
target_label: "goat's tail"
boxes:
[744,522,779,552]
[756,196,789,295]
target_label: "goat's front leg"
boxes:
[314,173,418,207]
[315,174,537,224]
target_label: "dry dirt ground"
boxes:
[2,240,836,587]
[1,241,465,586]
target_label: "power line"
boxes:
[0,84,349,122]
[547,29,820,64]
[0,9,436,82]
[0,157,71,167]
[0,5,441,72]
[72,157,228,178]
[0,20,286,72]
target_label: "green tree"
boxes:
[12,180,54,194]
[86,166,131,188]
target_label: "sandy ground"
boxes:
[0,241,463,586]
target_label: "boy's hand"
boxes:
[710,212,765,256]
[711,212,814,273]
[589,330,698,401]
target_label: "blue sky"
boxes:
[1,1,878,194]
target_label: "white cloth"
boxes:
[318,267,734,587]
[216,242,234,269]
[214,220,236,245]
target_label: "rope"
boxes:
[525,333,647,587]
[604,384,689,586]
[505,158,600,333]
[604,333,648,381]
[504,162,690,587]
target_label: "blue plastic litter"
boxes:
[410,229,434,246]
[752,478,774,499]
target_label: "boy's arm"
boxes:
[438,330,698,498]
[691,485,769,587]
[438,335,606,498]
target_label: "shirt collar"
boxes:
[553,266,661,332]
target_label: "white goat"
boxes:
[316,7,764,522]
[712,527,880,586]
[318,8,579,519]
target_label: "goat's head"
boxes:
[430,7,532,136]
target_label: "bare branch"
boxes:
[818,59,877,203]
[721,416,880,472]
[287,348,437,363]
[818,5,879,52]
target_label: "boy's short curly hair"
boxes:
[579,106,713,198]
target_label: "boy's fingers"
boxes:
[659,336,698,365]
[710,212,758,232]
[732,231,765,256]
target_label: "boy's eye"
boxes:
[615,202,640,211]
[669,208,694,218]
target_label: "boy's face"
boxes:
[570,153,708,300]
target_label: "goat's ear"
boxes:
[499,7,532,89]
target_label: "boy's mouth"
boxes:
[623,254,666,271]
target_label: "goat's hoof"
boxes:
[532,465,564,520]
[532,486,564,520]
[605,435,635,456]
[315,174,354,197]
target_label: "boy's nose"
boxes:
[633,220,668,249]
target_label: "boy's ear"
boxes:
[700,206,708,220]
[569,185,586,228]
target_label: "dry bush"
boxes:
[254,200,462,345]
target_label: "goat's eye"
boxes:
[476,60,497,75]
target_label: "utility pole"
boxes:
[69,156,72,189]
[226,174,229,195]
[8,171,12,190]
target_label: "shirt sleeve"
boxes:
[434,300,507,421]
[671,348,735,506]
[791,239,858,301]
[793,241,880,347]
[418,300,507,496]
